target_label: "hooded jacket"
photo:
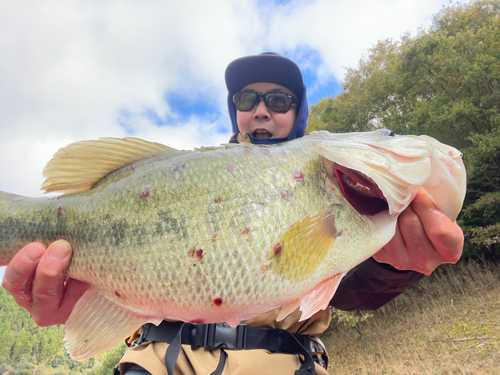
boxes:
[225,53,309,144]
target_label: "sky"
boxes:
[0,0,459,280]
[0,0,457,199]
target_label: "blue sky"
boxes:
[0,0,453,198]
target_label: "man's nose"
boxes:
[253,98,271,119]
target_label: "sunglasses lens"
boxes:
[234,92,258,111]
[233,90,297,112]
[265,92,292,113]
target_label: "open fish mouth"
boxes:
[333,163,388,216]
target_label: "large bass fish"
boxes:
[0,129,466,361]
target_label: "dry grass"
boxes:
[320,260,500,374]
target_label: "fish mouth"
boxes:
[333,163,388,216]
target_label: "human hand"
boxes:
[1,240,89,326]
[372,190,464,276]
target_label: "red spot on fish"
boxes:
[262,265,269,273]
[188,248,204,261]
[211,235,217,242]
[293,171,304,183]
[280,189,289,198]
[57,205,63,216]
[449,151,454,156]
[242,227,250,235]
[214,298,223,306]
[190,319,205,324]
[227,165,234,172]
[140,188,149,198]
[261,149,271,155]
[172,165,178,172]
[273,243,282,257]
[196,249,204,261]
[245,148,252,153]
[115,291,121,298]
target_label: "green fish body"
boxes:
[0,130,466,361]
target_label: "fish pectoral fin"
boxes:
[64,287,154,361]
[270,208,340,281]
[298,272,346,322]
[42,137,179,193]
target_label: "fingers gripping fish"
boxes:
[0,129,466,361]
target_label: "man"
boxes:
[2,53,464,374]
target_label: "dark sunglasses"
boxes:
[233,90,299,113]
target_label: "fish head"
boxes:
[312,129,466,222]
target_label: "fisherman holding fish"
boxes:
[2,53,464,375]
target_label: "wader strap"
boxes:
[210,349,227,375]
[164,322,186,375]
[164,323,228,375]
[136,322,315,375]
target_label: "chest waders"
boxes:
[119,321,319,375]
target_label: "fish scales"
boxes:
[0,130,466,361]
[1,139,332,313]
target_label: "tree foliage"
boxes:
[309,0,500,259]
[0,287,117,374]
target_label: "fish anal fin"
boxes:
[276,299,301,322]
[269,208,340,281]
[64,287,155,361]
[299,273,346,322]
[42,137,178,194]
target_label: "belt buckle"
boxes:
[129,323,151,347]
[201,323,247,350]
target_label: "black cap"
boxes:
[225,52,304,102]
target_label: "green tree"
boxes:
[11,328,34,363]
[91,343,126,375]
[309,0,500,258]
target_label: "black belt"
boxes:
[130,321,317,375]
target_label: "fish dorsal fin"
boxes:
[42,137,178,193]
[269,208,340,281]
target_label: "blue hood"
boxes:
[225,53,309,144]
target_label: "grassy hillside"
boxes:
[321,260,500,374]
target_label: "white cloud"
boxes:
[0,0,449,198]
[265,0,449,79]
